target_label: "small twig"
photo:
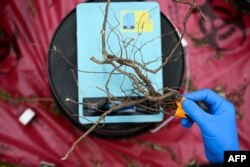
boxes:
[70,69,85,97]
[61,98,146,160]
[71,113,105,127]
[61,108,115,160]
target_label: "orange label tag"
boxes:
[175,98,187,118]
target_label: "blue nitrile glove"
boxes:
[181,89,239,163]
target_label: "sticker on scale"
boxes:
[121,10,153,32]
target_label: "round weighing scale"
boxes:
[48,0,184,138]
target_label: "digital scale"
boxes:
[76,2,164,124]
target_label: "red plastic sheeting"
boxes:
[0,0,250,166]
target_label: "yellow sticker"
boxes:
[121,10,153,32]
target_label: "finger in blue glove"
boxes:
[181,89,239,163]
[181,118,193,128]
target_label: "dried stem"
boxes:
[61,0,201,160]
[61,98,146,160]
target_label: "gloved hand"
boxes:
[181,89,239,163]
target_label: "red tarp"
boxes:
[0,0,249,166]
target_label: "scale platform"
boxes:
[77,2,164,124]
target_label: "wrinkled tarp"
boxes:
[0,0,250,166]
